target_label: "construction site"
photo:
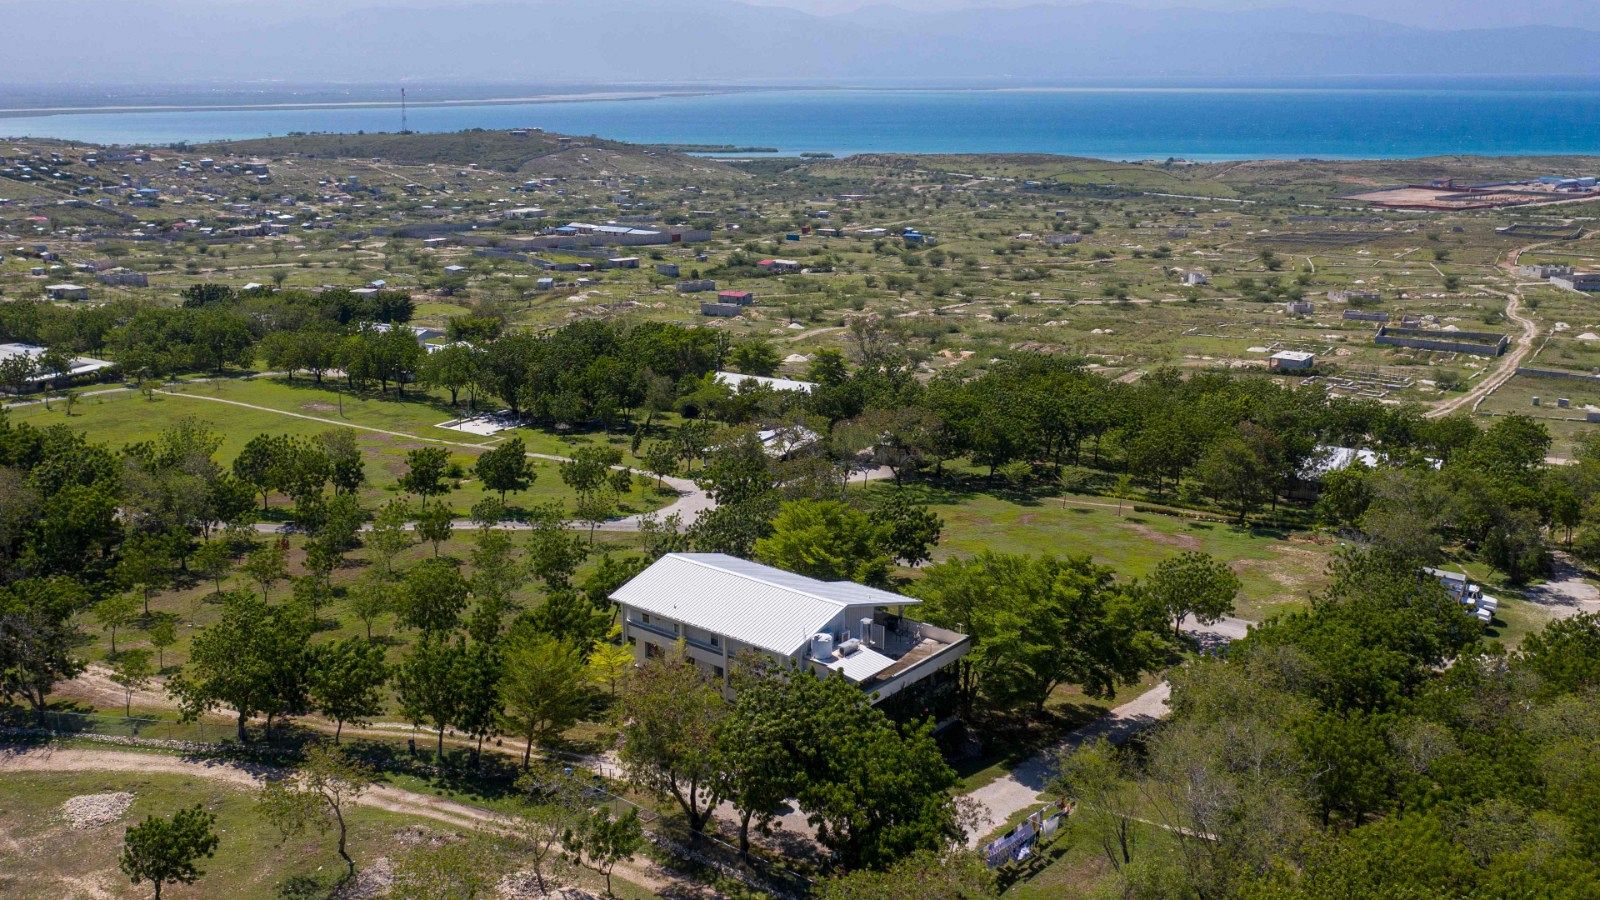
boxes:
[1344,175,1600,211]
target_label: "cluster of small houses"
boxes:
[1518,263,1600,293]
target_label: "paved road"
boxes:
[963,615,1253,846]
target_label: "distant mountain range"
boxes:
[5,0,1598,85]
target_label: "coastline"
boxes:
[0,88,749,121]
[5,83,1600,161]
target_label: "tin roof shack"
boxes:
[717,290,754,306]
[758,258,802,274]
[614,554,970,721]
[44,283,89,301]
[1268,350,1315,371]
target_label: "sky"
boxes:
[7,0,1590,29]
[3,0,1594,87]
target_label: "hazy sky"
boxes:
[9,0,1591,27]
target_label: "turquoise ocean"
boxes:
[5,84,1600,160]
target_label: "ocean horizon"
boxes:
[5,84,1600,161]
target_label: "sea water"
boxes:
[5,84,1600,160]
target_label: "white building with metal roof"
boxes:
[612,554,970,715]
[713,371,816,394]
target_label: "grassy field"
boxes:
[884,483,1335,622]
[0,768,656,900]
[7,375,672,518]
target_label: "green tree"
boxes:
[795,672,965,870]
[474,436,534,502]
[146,612,178,671]
[242,543,288,600]
[111,648,155,716]
[874,489,943,567]
[395,636,464,760]
[1517,611,1600,697]
[617,644,729,832]
[1197,432,1273,525]
[754,498,893,586]
[415,500,455,557]
[728,338,781,376]
[115,532,173,616]
[499,630,590,767]
[233,433,291,512]
[257,745,373,876]
[719,661,806,856]
[119,805,219,900]
[190,540,230,597]
[1052,738,1141,870]
[401,446,451,505]
[526,503,588,589]
[1145,550,1241,639]
[454,640,504,764]
[641,441,679,490]
[366,499,413,578]
[563,807,643,897]
[419,342,479,407]
[560,445,622,497]
[318,429,367,495]
[0,577,90,724]
[399,558,470,634]
[168,591,312,741]
[94,592,142,655]
[309,636,388,742]
[347,571,393,639]
[915,552,1168,713]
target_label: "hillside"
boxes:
[195,129,742,180]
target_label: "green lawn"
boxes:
[884,483,1334,622]
[10,376,673,518]
[0,768,657,900]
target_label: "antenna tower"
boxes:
[401,88,409,133]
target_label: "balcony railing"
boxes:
[628,618,721,654]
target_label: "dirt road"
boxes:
[0,745,677,893]
[1425,241,1546,420]
[963,615,1253,846]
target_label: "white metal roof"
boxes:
[714,371,816,394]
[824,645,898,682]
[0,343,114,380]
[611,553,917,657]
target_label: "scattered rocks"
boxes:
[335,856,394,899]
[62,792,134,829]
[496,870,599,900]
[391,824,457,849]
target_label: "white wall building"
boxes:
[613,554,970,715]
[713,371,816,393]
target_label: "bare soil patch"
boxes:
[1125,523,1201,550]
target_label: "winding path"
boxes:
[0,744,677,893]
[1424,241,1545,421]
[150,387,716,532]
[963,615,1254,845]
